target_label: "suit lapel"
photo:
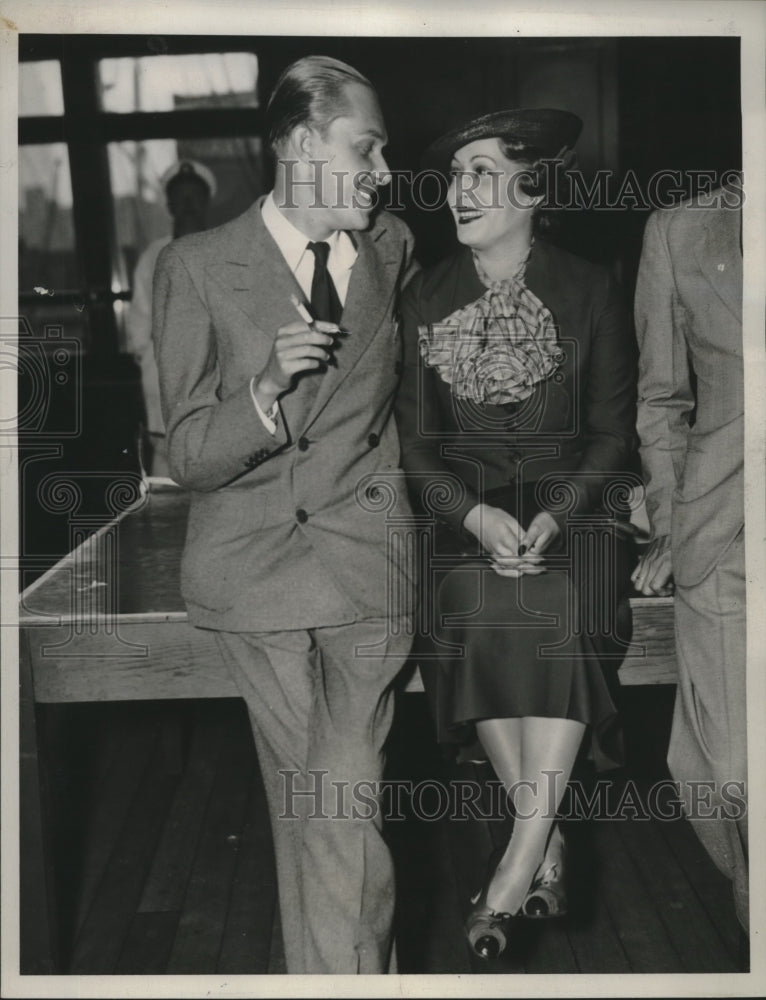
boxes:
[437,241,555,319]
[302,219,400,430]
[205,203,403,437]
[204,198,329,433]
[693,205,742,322]
[524,239,555,308]
[450,249,485,314]
[206,198,301,337]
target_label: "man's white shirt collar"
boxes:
[261,192,357,279]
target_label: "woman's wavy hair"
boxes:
[497,137,578,234]
[266,55,374,155]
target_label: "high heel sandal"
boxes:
[465,850,516,960]
[467,825,568,957]
[522,824,568,919]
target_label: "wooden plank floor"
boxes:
[33,689,747,976]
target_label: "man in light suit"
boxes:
[152,56,417,973]
[632,183,748,933]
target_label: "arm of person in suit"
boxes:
[631,210,694,595]
[153,243,329,492]
[632,532,673,595]
[125,245,155,363]
[395,272,537,574]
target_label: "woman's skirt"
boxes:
[418,483,635,770]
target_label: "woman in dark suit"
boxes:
[396,109,638,958]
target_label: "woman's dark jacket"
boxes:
[395,240,639,534]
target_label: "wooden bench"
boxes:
[18,479,677,971]
[21,480,677,701]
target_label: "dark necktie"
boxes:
[307,241,343,325]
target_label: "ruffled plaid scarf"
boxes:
[418,246,563,405]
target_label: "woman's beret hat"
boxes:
[424,108,583,170]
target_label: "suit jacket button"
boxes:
[298,437,310,451]
[368,432,380,448]
[296,508,309,524]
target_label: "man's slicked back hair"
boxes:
[266,55,375,154]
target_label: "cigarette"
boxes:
[290,292,340,368]
[290,293,315,326]
[613,520,651,543]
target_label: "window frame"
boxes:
[19,35,266,354]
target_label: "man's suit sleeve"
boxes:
[153,243,288,492]
[125,246,154,360]
[634,210,695,539]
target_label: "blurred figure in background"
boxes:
[126,159,216,476]
[632,182,748,936]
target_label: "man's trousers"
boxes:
[668,530,748,931]
[216,618,413,973]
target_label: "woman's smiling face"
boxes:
[447,137,538,253]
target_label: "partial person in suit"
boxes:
[396,108,638,959]
[126,158,216,476]
[152,56,417,974]
[632,182,748,934]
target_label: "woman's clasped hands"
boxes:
[463,504,561,577]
